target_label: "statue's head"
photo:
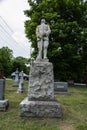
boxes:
[41,17,46,24]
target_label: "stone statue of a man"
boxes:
[36,18,51,61]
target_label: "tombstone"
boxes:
[17,71,24,93]
[0,72,9,111]
[54,82,70,95]
[0,79,5,100]
[13,68,19,87]
[19,18,62,118]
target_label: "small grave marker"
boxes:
[54,82,70,95]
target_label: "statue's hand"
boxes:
[45,32,49,36]
[37,34,42,39]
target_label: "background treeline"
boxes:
[0,47,29,77]
[24,0,87,83]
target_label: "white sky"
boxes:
[0,0,31,58]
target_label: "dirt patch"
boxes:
[60,125,74,130]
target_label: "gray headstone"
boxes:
[54,82,70,95]
[0,79,9,111]
[0,79,5,100]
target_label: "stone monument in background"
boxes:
[19,18,62,118]
[13,68,19,87]
[0,71,9,111]
[54,82,70,95]
[17,71,24,93]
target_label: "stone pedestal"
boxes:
[19,61,62,118]
[20,97,62,118]
[28,62,54,101]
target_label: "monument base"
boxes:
[0,99,9,111]
[19,97,62,118]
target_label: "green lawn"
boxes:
[0,80,87,130]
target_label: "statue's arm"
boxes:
[36,26,42,39]
[36,26,39,37]
[36,26,43,39]
[46,25,51,36]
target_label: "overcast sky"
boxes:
[0,0,31,58]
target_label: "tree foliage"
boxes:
[0,47,29,77]
[12,56,29,74]
[24,0,87,82]
[0,47,13,77]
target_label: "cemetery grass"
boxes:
[0,80,87,130]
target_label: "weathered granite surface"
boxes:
[19,61,62,118]
[28,62,54,101]
[19,97,62,118]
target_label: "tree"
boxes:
[24,0,87,82]
[0,47,13,77]
[12,56,29,74]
